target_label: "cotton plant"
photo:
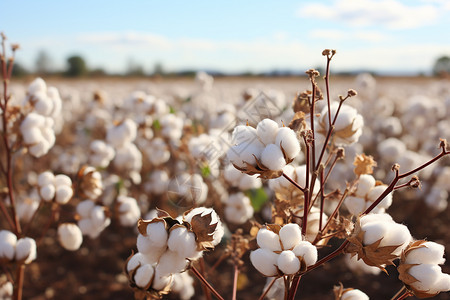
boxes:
[76,199,111,239]
[144,170,170,195]
[333,284,369,300]
[76,166,103,200]
[227,118,301,179]
[89,140,115,168]
[36,171,73,205]
[0,230,36,264]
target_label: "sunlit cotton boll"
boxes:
[223,164,262,190]
[227,141,265,168]
[106,119,137,147]
[160,114,184,141]
[145,170,169,195]
[256,119,280,145]
[275,126,300,160]
[250,248,279,276]
[223,192,254,224]
[261,144,286,171]
[134,264,155,288]
[425,187,448,212]
[15,237,37,264]
[405,241,446,265]
[344,253,381,275]
[278,223,302,250]
[341,289,369,300]
[277,250,300,275]
[145,138,170,166]
[377,138,406,162]
[89,140,115,168]
[0,230,17,261]
[408,264,450,295]
[0,280,13,299]
[117,196,141,227]
[231,125,258,145]
[167,226,200,260]
[16,190,40,222]
[20,113,55,157]
[57,223,83,251]
[77,201,111,239]
[171,272,195,300]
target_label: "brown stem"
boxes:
[258,277,277,300]
[319,169,325,232]
[37,203,59,246]
[395,290,412,300]
[287,275,301,300]
[13,264,25,300]
[190,266,224,300]
[231,264,239,300]
[282,172,305,193]
[306,240,350,274]
[390,286,406,300]
[302,137,310,236]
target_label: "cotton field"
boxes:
[1,45,450,300]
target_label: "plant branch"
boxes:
[231,264,239,300]
[258,277,277,300]
[190,266,224,300]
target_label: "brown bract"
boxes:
[353,154,377,176]
[189,211,218,251]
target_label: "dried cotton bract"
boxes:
[250,224,317,276]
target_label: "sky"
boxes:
[2,0,450,74]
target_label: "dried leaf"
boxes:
[288,111,307,132]
[190,212,217,250]
[353,154,377,176]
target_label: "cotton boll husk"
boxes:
[167,226,199,259]
[257,228,282,251]
[275,127,300,159]
[279,224,302,250]
[76,200,95,219]
[57,223,83,251]
[257,119,280,145]
[355,175,376,198]
[55,185,73,204]
[40,184,55,202]
[250,248,279,276]
[15,237,37,264]
[405,241,446,265]
[261,144,286,171]
[37,171,55,186]
[362,221,390,246]
[146,221,169,248]
[409,264,449,294]
[341,289,369,300]
[292,241,318,267]
[277,250,300,275]
[156,250,189,276]
[345,196,366,216]
[379,223,412,255]
[134,264,155,288]
[231,125,258,145]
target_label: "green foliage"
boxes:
[65,55,88,77]
[433,56,450,76]
[246,187,269,212]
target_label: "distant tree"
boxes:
[153,62,164,76]
[433,56,450,76]
[35,50,53,75]
[126,58,145,77]
[65,55,88,77]
[11,61,29,77]
[90,68,108,77]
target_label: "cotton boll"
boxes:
[58,223,83,251]
[231,125,258,145]
[106,119,137,147]
[167,226,199,259]
[183,207,224,246]
[379,224,412,255]
[279,224,302,250]
[136,235,166,263]
[256,228,281,251]
[359,213,392,227]
[292,241,318,267]
[239,173,262,190]
[250,248,279,276]
[156,250,189,276]
[38,171,55,186]
[377,138,406,162]
[277,250,300,275]
[367,185,392,210]
[134,264,155,288]
[40,184,55,202]
[355,175,376,198]
[146,221,168,248]
[405,241,446,265]
[425,188,448,212]
[345,196,366,216]
[171,272,195,300]
[117,196,141,227]
[268,165,294,192]
[15,237,37,264]
[0,230,17,260]
[344,254,381,275]
[127,252,152,273]
[146,170,169,195]
[27,77,46,94]
[152,270,173,291]
[275,127,300,159]
[257,119,280,145]
[341,289,369,300]
[55,185,73,204]
[409,264,447,294]
[362,221,389,245]
[241,142,265,166]
[76,200,95,219]
[21,127,42,144]
[224,193,254,224]
[261,144,286,171]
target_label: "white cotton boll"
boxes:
[409,264,447,294]
[292,241,318,267]
[382,117,402,136]
[362,221,389,246]
[279,224,302,250]
[367,185,392,209]
[117,196,141,227]
[21,127,42,144]
[21,112,45,129]
[156,250,188,276]
[55,185,73,204]
[28,142,47,157]
[134,264,155,288]
[57,223,83,251]
[224,193,254,224]
[425,188,448,212]
[261,144,286,171]
[0,230,17,260]
[268,165,294,191]
[250,248,279,276]
[54,174,72,187]
[277,250,300,275]
[183,207,224,246]
[34,96,53,116]
[28,77,46,94]
[405,241,446,265]
[257,119,280,145]
[0,281,13,299]
[147,170,169,195]
[379,224,412,255]
[91,206,107,227]
[152,271,173,291]
[355,175,376,198]
[377,138,406,162]
[38,171,55,186]
[15,237,36,264]
[240,142,265,166]
[40,184,55,202]
[345,196,366,216]
[231,125,258,145]
[359,213,393,227]
[76,200,95,219]
[430,273,450,294]
[168,226,198,259]
[77,219,94,236]
[257,228,281,251]
[344,253,381,275]
[171,272,195,300]
[240,173,262,190]
[127,252,152,272]
[275,127,300,160]
[341,289,369,300]
[146,221,168,248]
[136,236,166,264]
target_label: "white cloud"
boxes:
[309,29,388,42]
[299,0,440,29]
[77,32,173,50]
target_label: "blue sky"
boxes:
[2,0,450,74]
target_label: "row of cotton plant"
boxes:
[1,32,449,300]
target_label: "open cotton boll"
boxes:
[405,241,446,265]
[292,241,318,267]
[134,264,155,288]
[144,221,169,248]
[377,138,406,162]
[277,250,300,275]
[367,185,392,210]
[171,272,195,300]
[58,223,83,251]
[38,171,55,186]
[152,269,173,291]
[257,228,281,251]
[54,174,72,186]
[156,250,189,276]
[231,125,258,145]
[362,221,390,245]
[55,185,73,204]
[345,196,366,216]
[15,237,37,264]
[136,235,166,263]
[40,184,55,202]
[250,248,279,276]
[117,196,141,227]
[22,127,42,144]
[76,200,95,219]
[224,193,254,224]
[344,254,382,275]
[268,165,294,192]
[409,264,450,294]
[0,230,17,260]
[183,207,224,246]
[27,77,46,94]
[275,127,300,159]
[127,252,153,273]
[106,119,137,147]
[167,226,199,259]
[257,119,280,145]
[359,213,393,227]
[425,188,448,212]
[355,175,376,198]
[341,289,369,300]
[261,144,286,171]
[379,224,412,255]
[279,224,302,250]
